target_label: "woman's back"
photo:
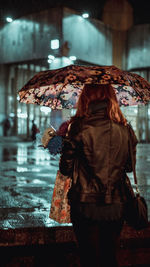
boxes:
[61,101,132,204]
[59,83,138,267]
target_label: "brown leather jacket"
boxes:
[59,101,138,204]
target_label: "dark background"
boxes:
[0,0,150,25]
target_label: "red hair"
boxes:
[74,84,127,126]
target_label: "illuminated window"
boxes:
[50,39,59,49]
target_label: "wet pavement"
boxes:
[0,137,150,230]
[0,137,64,229]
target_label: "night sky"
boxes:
[0,0,150,25]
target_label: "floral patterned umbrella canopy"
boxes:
[18,64,150,109]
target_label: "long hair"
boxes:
[73,83,127,126]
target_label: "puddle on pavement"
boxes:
[1,143,52,165]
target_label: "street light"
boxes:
[6,17,13,23]
[48,55,55,64]
[48,59,53,64]
[48,55,55,60]
[69,56,77,61]
[82,13,89,19]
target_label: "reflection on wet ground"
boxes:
[0,139,150,229]
[0,139,61,229]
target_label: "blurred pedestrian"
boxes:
[59,83,138,267]
[31,120,39,141]
[3,118,11,136]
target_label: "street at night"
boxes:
[1,0,150,265]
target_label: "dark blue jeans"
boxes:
[71,204,124,267]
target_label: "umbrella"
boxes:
[18,64,150,109]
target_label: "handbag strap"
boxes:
[128,132,140,195]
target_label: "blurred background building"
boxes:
[0,0,150,141]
